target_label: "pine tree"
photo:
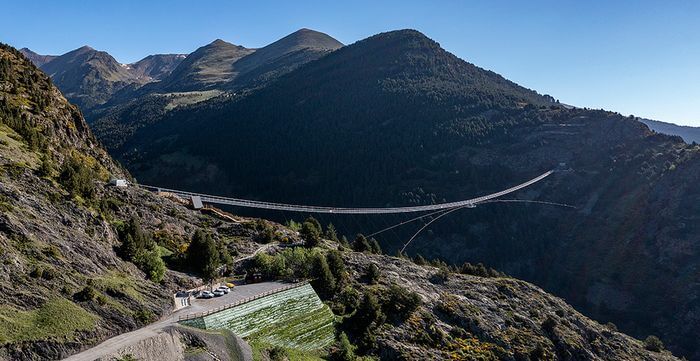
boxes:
[187,230,221,285]
[325,223,339,242]
[301,220,321,248]
[326,250,346,286]
[353,234,371,252]
[312,254,336,299]
[369,238,382,254]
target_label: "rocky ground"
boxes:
[340,251,680,361]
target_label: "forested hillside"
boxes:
[92,30,700,360]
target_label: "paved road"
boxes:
[63,281,288,361]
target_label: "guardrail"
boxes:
[177,282,308,322]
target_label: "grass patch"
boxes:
[158,245,174,258]
[91,271,144,302]
[0,298,97,344]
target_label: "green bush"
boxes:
[268,346,288,361]
[73,286,98,302]
[353,234,371,253]
[366,264,380,285]
[382,284,422,322]
[311,253,336,299]
[58,155,96,199]
[644,335,664,352]
[326,250,347,285]
[133,308,155,325]
[117,218,165,282]
[253,219,275,243]
[332,332,356,361]
[300,216,322,248]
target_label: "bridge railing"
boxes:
[177,282,308,322]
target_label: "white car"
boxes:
[213,289,225,297]
[217,285,230,294]
[199,291,214,299]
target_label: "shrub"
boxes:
[430,266,450,284]
[58,155,96,199]
[253,219,275,243]
[382,284,422,322]
[117,218,166,282]
[36,154,54,177]
[268,346,288,361]
[366,263,380,284]
[332,332,356,361]
[542,315,557,333]
[644,335,664,352]
[73,286,98,302]
[369,238,382,254]
[136,248,166,282]
[134,308,155,325]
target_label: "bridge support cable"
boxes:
[400,205,470,253]
[139,170,554,215]
[395,199,575,253]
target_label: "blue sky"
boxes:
[2,1,699,126]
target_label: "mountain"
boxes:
[149,39,254,92]
[639,118,700,144]
[90,28,344,140]
[228,28,343,88]
[128,53,187,82]
[38,45,145,110]
[0,42,684,360]
[18,48,56,67]
[92,30,700,360]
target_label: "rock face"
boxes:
[128,54,187,83]
[88,30,700,360]
[342,252,679,361]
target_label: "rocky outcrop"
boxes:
[341,252,679,360]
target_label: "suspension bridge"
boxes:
[139,170,555,214]
[138,169,572,251]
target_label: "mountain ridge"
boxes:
[0,41,681,360]
[92,29,700,360]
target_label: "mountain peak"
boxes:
[208,38,235,47]
[76,45,95,52]
[278,28,344,49]
[19,47,58,67]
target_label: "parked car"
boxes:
[217,285,230,294]
[213,289,225,297]
[225,282,235,288]
[199,291,214,299]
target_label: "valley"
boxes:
[1,14,699,361]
